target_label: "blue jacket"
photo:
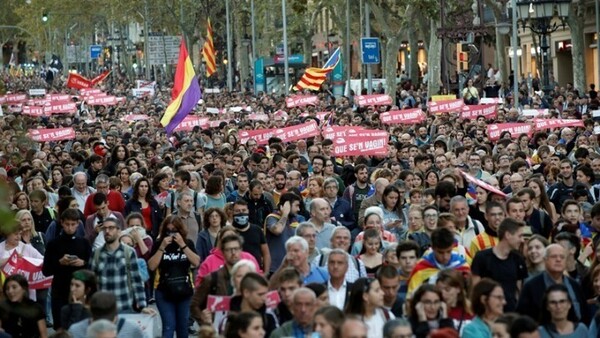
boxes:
[124,198,163,238]
[331,198,356,230]
[195,229,214,262]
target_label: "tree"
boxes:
[566,1,586,92]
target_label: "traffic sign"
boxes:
[361,37,380,64]
[90,45,102,59]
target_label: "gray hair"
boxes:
[86,319,116,338]
[73,171,88,182]
[285,236,309,253]
[383,319,412,338]
[295,222,316,237]
[449,195,468,209]
[328,248,349,264]
[292,287,316,304]
[323,177,339,189]
[95,174,110,185]
[177,191,193,202]
[230,259,257,289]
[331,225,350,239]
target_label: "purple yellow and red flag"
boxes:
[160,39,202,135]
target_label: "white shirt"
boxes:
[328,280,348,310]
[71,187,96,212]
[365,308,395,338]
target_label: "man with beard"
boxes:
[468,153,492,181]
[311,155,326,177]
[232,200,271,273]
[272,170,288,206]
[265,193,304,274]
[89,217,152,314]
[517,188,553,238]
[342,164,372,225]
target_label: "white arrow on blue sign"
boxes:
[360,37,380,65]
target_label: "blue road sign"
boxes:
[361,37,380,64]
[90,45,102,59]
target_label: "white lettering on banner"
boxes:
[380,109,425,124]
[285,95,319,108]
[487,123,531,141]
[355,94,393,106]
[534,119,584,130]
[5,94,27,103]
[461,105,497,119]
[429,99,464,114]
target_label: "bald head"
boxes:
[374,178,390,196]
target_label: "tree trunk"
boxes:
[408,29,419,83]
[384,35,402,94]
[303,35,312,67]
[567,4,586,91]
[427,19,442,96]
[495,26,508,86]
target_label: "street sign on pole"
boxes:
[90,45,102,59]
[360,37,380,65]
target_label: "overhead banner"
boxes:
[461,171,507,197]
[239,120,320,144]
[28,127,76,142]
[48,94,72,102]
[428,99,465,114]
[248,113,269,122]
[173,116,210,132]
[522,109,548,117]
[322,126,366,139]
[487,123,532,141]
[123,114,152,123]
[285,95,319,108]
[0,94,27,104]
[380,108,426,125]
[479,97,504,105]
[1,251,52,289]
[86,95,118,106]
[333,134,389,156]
[460,105,497,120]
[355,94,393,106]
[534,119,584,130]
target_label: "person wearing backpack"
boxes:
[165,170,204,217]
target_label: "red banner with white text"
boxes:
[333,134,389,156]
[66,73,92,89]
[534,119,584,130]
[1,251,52,290]
[428,99,465,114]
[487,123,533,141]
[28,127,76,142]
[355,94,393,107]
[285,95,319,108]
[460,104,497,120]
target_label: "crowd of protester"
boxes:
[1,69,600,338]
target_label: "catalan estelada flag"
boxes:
[202,19,216,77]
[160,39,202,135]
[293,47,341,91]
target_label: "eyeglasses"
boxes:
[223,247,241,254]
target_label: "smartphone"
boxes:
[66,255,78,260]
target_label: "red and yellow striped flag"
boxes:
[202,19,216,77]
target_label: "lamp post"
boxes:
[516,0,570,93]
[495,3,519,104]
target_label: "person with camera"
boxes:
[148,214,200,338]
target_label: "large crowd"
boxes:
[0,67,600,338]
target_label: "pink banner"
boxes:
[462,172,507,198]
[380,108,426,125]
[487,123,532,141]
[534,119,584,130]
[248,113,269,122]
[80,88,103,95]
[48,94,71,102]
[123,114,152,122]
[1,251,52,290]
[47,101,77,114]
[322,126,366,140]
[285,95,319,108]
[2,94,27,104]
[22,106,45,117]
[26,98,51,106]
[460,105,497,119]
[173,116,211,132]
[272,120,320,142]
[355,94,393,107]
[28,127,76,142]
[86,95,118,106]
[429,99,465,114]
[333,134,389,156]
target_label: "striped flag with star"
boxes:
[293,47,341,91]
[202,19,217,77]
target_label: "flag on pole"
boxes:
[293,47,341,92]
[160,39,202,135]
[202,19,217,77]
[91,70,111,86]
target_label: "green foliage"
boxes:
[0,181,17,236]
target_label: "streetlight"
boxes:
[42,12,48,22]
[516,0,570,93]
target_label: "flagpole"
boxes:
[346,0,351,96]
[226,0,233,91]
[282,0,290,95]
[365,2,372,94]
[251,0,256,72]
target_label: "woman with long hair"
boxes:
[314,306,344,338]
[151,172,172,209]
[50,168,65,191]
[379,185,407,240]
[13,192,30,211]
[528,178,557,223]
[345,277,392,338]
[105,144,130,177]
[124,177,163,238]
[425,170,439,189]
[357,229,383,278]
[462,278,505,338]
[224,311,265,338]
[0,274,47,338]
[148,215,200,338]
[525,235,549,276]
[538,284,588,337]
[117,167,133,200]
[436,269,473,332]
[122,212,154,259]
[60,270,97,330]
[408,284,454,338]
[196,208,227,261]
[16,209,46,255]
[469,186,489,228]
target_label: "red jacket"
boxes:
[83,190,125,219]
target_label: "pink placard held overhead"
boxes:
[285,95,319,108]
[355,94,393,107]
[333,134,389,157]
[533,119,584,130]
[460,105,497,120]
[28,127,76,142]
[380,109,426,125]
[487,123,532,141]
[428,99,465,114]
